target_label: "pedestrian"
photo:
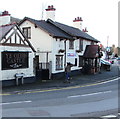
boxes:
[82,62,90,74]
[64,62,74,83]
[98,58,102,74]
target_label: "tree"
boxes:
[117,47,120,56]
[111,44,115,55]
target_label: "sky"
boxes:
[0,0,119,47]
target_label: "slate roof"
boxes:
[19,17,73,40]
[47,19,99,42]
[0,24,14,40]
[19,17,99,42]
[10,17,21,24]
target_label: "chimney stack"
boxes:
[82,27,88,32]
[45,5,56,21]
[0,11,11,26]
[73,17,83,30]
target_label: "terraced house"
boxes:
[19,5,99,80]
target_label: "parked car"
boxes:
[117,57,120,60]
[117,57,120,65]
[101,59,111,71]
[112,57,116,60]
[104,58,114,64]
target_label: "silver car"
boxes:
[101,59,111,71]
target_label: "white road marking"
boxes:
[97,77,119,85]
[68,91,112,98]
[101,114,117,118]
[0,100,32,105]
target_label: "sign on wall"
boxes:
[2,51,29,70]
[67,53,76,57]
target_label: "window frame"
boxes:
[23,27,31,39]
[75,58,77,66]
[56,55,63,70]
[79,39,83,51]
[69,40,74,49]
[91,41,94,45]
[79,56,84,67]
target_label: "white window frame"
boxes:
[56,55,63,70]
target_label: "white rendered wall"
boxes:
[45,11,55,21]
[51,38,65,73]
[20,21,53,62]
[0,46,35,81]
[73,21,82,30]
[20,20,96,74]
[0,15,11,26]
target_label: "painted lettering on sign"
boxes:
[2,51,29,70]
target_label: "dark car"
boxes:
[101,59,111,71]
[117,57,120,60]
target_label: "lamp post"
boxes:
[106,36,110,60]
[107,36,109,47]
[106,47,110,60]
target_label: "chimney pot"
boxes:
[45,5,56,21]
[80,17,83,21]
[2,11,10,15]
[46,5,56,11]
[51,5,53,8]
[73,17,83,22]
[83,27,88,32]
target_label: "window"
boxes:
[23,27,31,39]
[75,58,77,66]
[91,41,94,45]
[79,39,83,51]
[79,56,84,67]
[69,40,74,49]
[56,55,63,70]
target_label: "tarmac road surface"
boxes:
[2,77,119,118]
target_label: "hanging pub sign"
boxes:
[2,51,29,70]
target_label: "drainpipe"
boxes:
[64,39,67,67]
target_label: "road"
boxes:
[1,77,119,118]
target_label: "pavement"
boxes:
[2,64,120,94]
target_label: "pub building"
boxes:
[0,23,36,87]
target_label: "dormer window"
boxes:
[23,27,31,39]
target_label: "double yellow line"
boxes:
[1,77,119,96]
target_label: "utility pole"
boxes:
[64,40,67,67]
[41,2,47,20]
[41,3,45,20]
[106,36,110,60]
[107,36,109,47]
